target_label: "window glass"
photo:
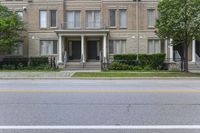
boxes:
[148,39,160,54]
[147,9,155,27]
[119,9,127,28]
[67,11,80,29]
[40,11,47,28]
[40,40,57,55]
[109,9,116,27]
[86,11,100,28]
[50,10,57,27]
[109,40,126,54]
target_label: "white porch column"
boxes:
[81,35,85,63]
[192,39,196,62]
[58,35,63,64]
[169,39,174,62]
[103,34,107,63]
[165,40,168,59]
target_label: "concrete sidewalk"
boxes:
[0,71,74,79]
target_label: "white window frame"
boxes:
[66,11,81,29]
[109,40,126,54]
[40,40,58,55]
[148,39,161,54]
[50,10,57,28]
[119,9,127,28]
[86,10,101,29]
[147,9,155,28]
[40,10,47,28]
[109,9,116,27]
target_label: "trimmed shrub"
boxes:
[109,53,166,70]
[0,56,56,70]
[108,62,131,70]
[30,57,49,66]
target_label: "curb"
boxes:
[0,77,200,80]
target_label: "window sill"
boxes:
[40,28,48,30]
[119,27,127,29]
[50,27,58,29]
[147,26,155,29]
[108,27,117,29]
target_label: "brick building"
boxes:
[0,0,199,69]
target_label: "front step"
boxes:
[189,63,200,71]
[64,62,101,70]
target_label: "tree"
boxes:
[155,0,200,72]
[0,4,25,54]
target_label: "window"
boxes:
[86,10,100,28]
[50,10,57,27]
[40,40,57,55]
[16,11,23,18]
[119,9,127,28]
[40,10,47,28]
[11,41,23,55]
[109,40,126,54]
[67,11,80,29]
[109,9,116,27]
[148,39,160,54]
[147,9,155,28]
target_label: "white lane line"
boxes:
[0,125,200,130]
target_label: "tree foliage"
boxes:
[0,4,25,53]
[155,0,200,71]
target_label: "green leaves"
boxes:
[156,0,200,43]
[0,4,25,53]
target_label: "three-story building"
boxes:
[1,0,199,69]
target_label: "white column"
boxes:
[103,35,107,63]
[165,40,168,59]
[58,35,63,64]
[169,39,174,62]
[81,35,85,63]
[192,39,196,62]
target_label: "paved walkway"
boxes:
[0,72,74,79]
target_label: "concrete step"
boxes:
[189,63,200,70]
[65,62,101,70]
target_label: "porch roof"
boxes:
[55,29,109,36]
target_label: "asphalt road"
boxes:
[0,79,200,133]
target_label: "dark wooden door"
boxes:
[87,41,97,59]
[72,41,81,59]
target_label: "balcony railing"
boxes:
[60,22,107,30]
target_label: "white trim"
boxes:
[0,125,200,130]
[192,39,196,62]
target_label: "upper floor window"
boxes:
[40,10,47,28]
[50,10,57,27]
[148,39,160,54]
[109,9,116,27]
[86,10,100,28]
[67,11,80,29]
[119,9,127,28]
[147,9,155,28]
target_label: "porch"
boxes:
[55,30,109,69]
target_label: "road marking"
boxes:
[0,125,200,130]
[0,89,200,93]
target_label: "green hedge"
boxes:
[0,56,56,70]
[109,53,166,70]
[30,57,49,66]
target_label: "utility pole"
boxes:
[136,0,140,61]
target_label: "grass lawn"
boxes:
[72,72,200,77]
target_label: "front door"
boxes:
[87,41,98,60]
[72,41,81,60]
